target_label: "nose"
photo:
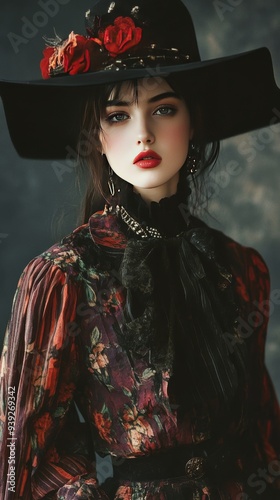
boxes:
[137,132,154,145]
[136,117,155,145]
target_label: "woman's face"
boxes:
[99,78,193,203]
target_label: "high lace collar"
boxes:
[118,179,192,238]
[88,176,194,247]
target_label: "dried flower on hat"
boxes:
[40,31,103,78]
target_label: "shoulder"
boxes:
[14,222,101,300]
[210,226,270,304]
[190,216,270,305]
[34,221,101,278]
[191,216,269,278]
[212,227,268,271]
[212,227,269,275]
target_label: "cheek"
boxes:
[102,131,131,156]
[164,123,191,149]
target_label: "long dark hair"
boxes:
[77,76,220,224]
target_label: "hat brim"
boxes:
[0,47,279,159]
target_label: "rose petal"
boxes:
[114,16,135,29]
[40,47,55,79]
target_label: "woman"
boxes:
[0,0,280,498]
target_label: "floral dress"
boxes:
[0,210,279,499]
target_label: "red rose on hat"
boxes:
[64,34,102,75]
[100,16,142,57]
[40,47,56,79]
[40,32,103,79]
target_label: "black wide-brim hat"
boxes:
[1,0,280,159]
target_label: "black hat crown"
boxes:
[83,0,200,70]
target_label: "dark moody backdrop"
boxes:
[0,0,280,399]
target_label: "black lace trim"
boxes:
[115,220,248,407]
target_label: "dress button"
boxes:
[185,456,207,480]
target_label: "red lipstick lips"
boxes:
[133,150,162,169]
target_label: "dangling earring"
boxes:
[108,166,115,196]
[186,141,201,174]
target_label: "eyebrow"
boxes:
[106,91,181,107]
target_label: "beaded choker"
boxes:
[116,205,164,239]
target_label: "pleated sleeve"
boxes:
[229,241,280,475]
[245,249,280,462]
[0,256,109,499]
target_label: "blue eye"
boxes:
[106,112,129,123]
[154,106,176,116]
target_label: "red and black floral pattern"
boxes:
[0,211,279,499]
